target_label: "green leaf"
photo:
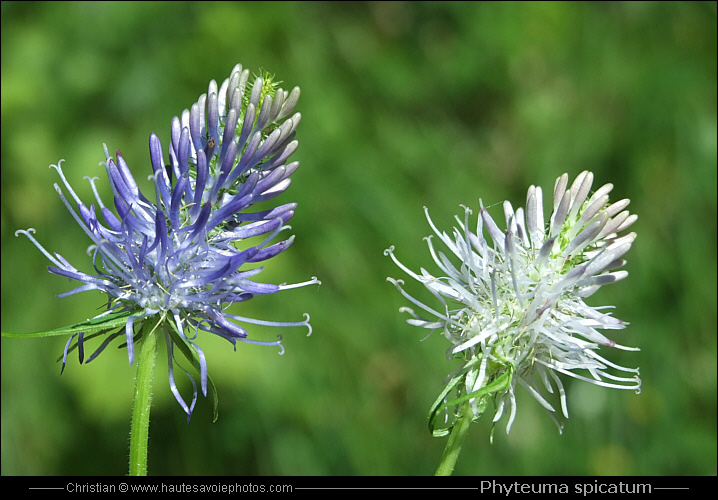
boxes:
[1,310,135,339]
[428,361,514,438]
[428,370,467,438]
[428,356,483,437]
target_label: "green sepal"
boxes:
[165,319,220,422]
[1,310,135,339]
[428,361,514,438]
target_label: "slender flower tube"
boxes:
[386,171,639,437]
[15,64,319,421]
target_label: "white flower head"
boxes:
[386,171,640,436]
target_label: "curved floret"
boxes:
[165,63,302,224]
[386,171,639,435]
[16,64,319,420]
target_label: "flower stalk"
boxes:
[128,321,158,476]
[435,399,473,476]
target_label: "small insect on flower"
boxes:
[386,171,639,437]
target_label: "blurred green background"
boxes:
[1,1,715,476]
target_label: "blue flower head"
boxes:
[16,64,320,420]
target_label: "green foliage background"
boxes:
[1,1,715,476]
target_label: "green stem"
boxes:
[128,325,158,476]
[435,399,473,476]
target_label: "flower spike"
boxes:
[14,64,319,420]
[387,171,639,437]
